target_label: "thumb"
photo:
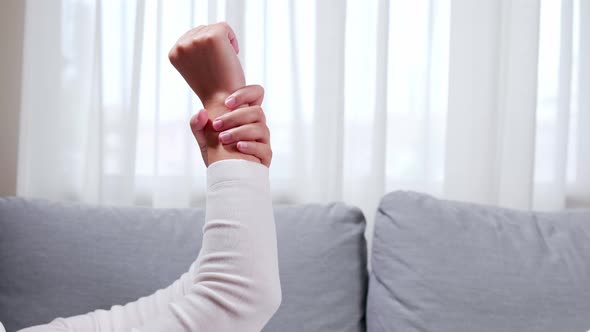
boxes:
[190,109,209,164]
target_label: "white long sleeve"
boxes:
[19,159,281,332]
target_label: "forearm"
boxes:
[18,262,198,331]
[19,160,280,332]
[135,160,281,331]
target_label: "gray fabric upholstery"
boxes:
[367,191,590,332]
[0,197,367,332]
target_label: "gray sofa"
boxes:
[1,192,590,332]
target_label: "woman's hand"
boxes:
[168,22,245,108]
[190,85,272,167]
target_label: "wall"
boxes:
[0,0,26,196]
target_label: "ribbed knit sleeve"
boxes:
[19,159,281,332]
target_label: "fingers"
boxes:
[218,123,270,145]
[191,104,272,167]
[237,141,272,167]
[212,106,265,131]
[225,84,264,109]
[214,94,272,167]
[185,22,238,54]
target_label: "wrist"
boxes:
[203,92,230,115]
[202,84,244,114]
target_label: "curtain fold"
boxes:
[576,0,590,205]
[364,0,390,243]
[551,0,573,210]
[312,0,347,203]
[122,0,145,204]
[444,0,541,209]
[17,0,589,224]
[83,0,103,204]
[495,0,540,209]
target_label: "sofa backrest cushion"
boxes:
[0,197,367,332]
[367,191,590,332]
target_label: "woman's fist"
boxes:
[168,22,245,108]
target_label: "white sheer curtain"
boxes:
[18,0,589,236]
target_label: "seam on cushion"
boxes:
[376,206,392,225]
[369,274,428,332]
[375,205,410,232]
[371,273,421,313]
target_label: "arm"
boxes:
[21,159,280,332]
[19,23,280,332]
[135,159,280,331]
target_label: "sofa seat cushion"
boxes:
[367,191,590,332]
[0,197,367,332]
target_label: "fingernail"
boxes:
[225,96,236,108]
[212,118,223,130]
[219,132,231,143]
[237,142,247,150]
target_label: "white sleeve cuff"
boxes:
[207,159,269,188]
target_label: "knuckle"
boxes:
[210,23,227,37]
[169,42,188,62]
[195,32,215,45]
[168,48,179,62]
[204,31,216,41]
[175,41,190,54]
